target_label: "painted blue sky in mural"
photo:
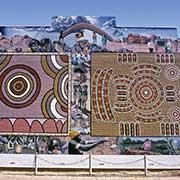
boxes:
[51,16,116,31]
[0,16,177,42]
[0,16,178,53]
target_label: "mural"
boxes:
[91,52,180,136]
[0,26,61,52]
[0,54,71,135]
[112,26,179,53]
[0,16,180,155]
[1,135,180,155]
[0,16,179,53]
[49,16,180,137]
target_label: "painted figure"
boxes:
[81,84,88,110]
[68,130,107,154]
[39,38,56,52]
[59,29,64,44]
[28,39,41,52]
[102,34,107,50]
[147,40,154,53]
[73,84,78,105]
[154,37,158,53]
[143,139,152,151]
[92,31,97,45]
[77,84,83,109]
[165,39,172,53]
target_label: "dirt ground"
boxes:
[0,175,180,180]
[0,170,180,180]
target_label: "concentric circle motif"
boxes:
[0,55,12,71]
[164,65,180,81]
[54,66,68,111]
[0,65,41,108]
[42,89,67,118]
[5,73,34,101]
[129,76,164,111]
[41,55,68,78]
[168,106,180,121]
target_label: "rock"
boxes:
[127,33,150,44]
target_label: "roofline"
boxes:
[115,26,177,29]
[0,24,177,29]
[0,25,51,28]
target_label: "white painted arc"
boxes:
[50,98,64,119]
[7,75,30,98]
[61,74,68,100]
[51,55,62,70]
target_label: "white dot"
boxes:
[144,90,149,95]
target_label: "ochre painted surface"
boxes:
[91,53,180,136]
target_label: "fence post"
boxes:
[144,154,147,176]
[89,153,92,175]
[34,152,38,175]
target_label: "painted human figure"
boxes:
[154,37,158,53]
[102,34,107,50]
[68,130,107,154]
[143,139,152,151]
[28,39,41,52]
[59,29,64,44]
[165,39,172,53]
[81,84,88,110]
[39,38,56,52]
[92,31,97,45]
[38,139,48,154]
[77,84,83,109]
[147,40,154,53]
[76,52,83,65]
[73,84,78,105]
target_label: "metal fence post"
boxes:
[89,153,92,175]
[144,154,147,176]
[34,152,38,175]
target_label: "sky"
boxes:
[0,0,180,36]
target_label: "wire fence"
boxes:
[37,156,89,166]
[92,157,144,165]
[1,154,180,176]
[147,157,180,167]
[34,154,180,173]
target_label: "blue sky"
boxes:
[0,0,180,36]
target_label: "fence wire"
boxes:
[147,157,180,167]
[37,156,89,166]
[92,157,144,165]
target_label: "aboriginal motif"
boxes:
[0,54,71,135]
[165,86,176,102]
[91,53,180,136]
[164,65,180,81]
[155,53,175,64]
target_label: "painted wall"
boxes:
[0,54,70,136]
[0,16,180,155]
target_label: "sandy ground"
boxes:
[0,170,180,180]
[0,175,180,180]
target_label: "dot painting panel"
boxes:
[91,53,180,136]
[0,54,71,136]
